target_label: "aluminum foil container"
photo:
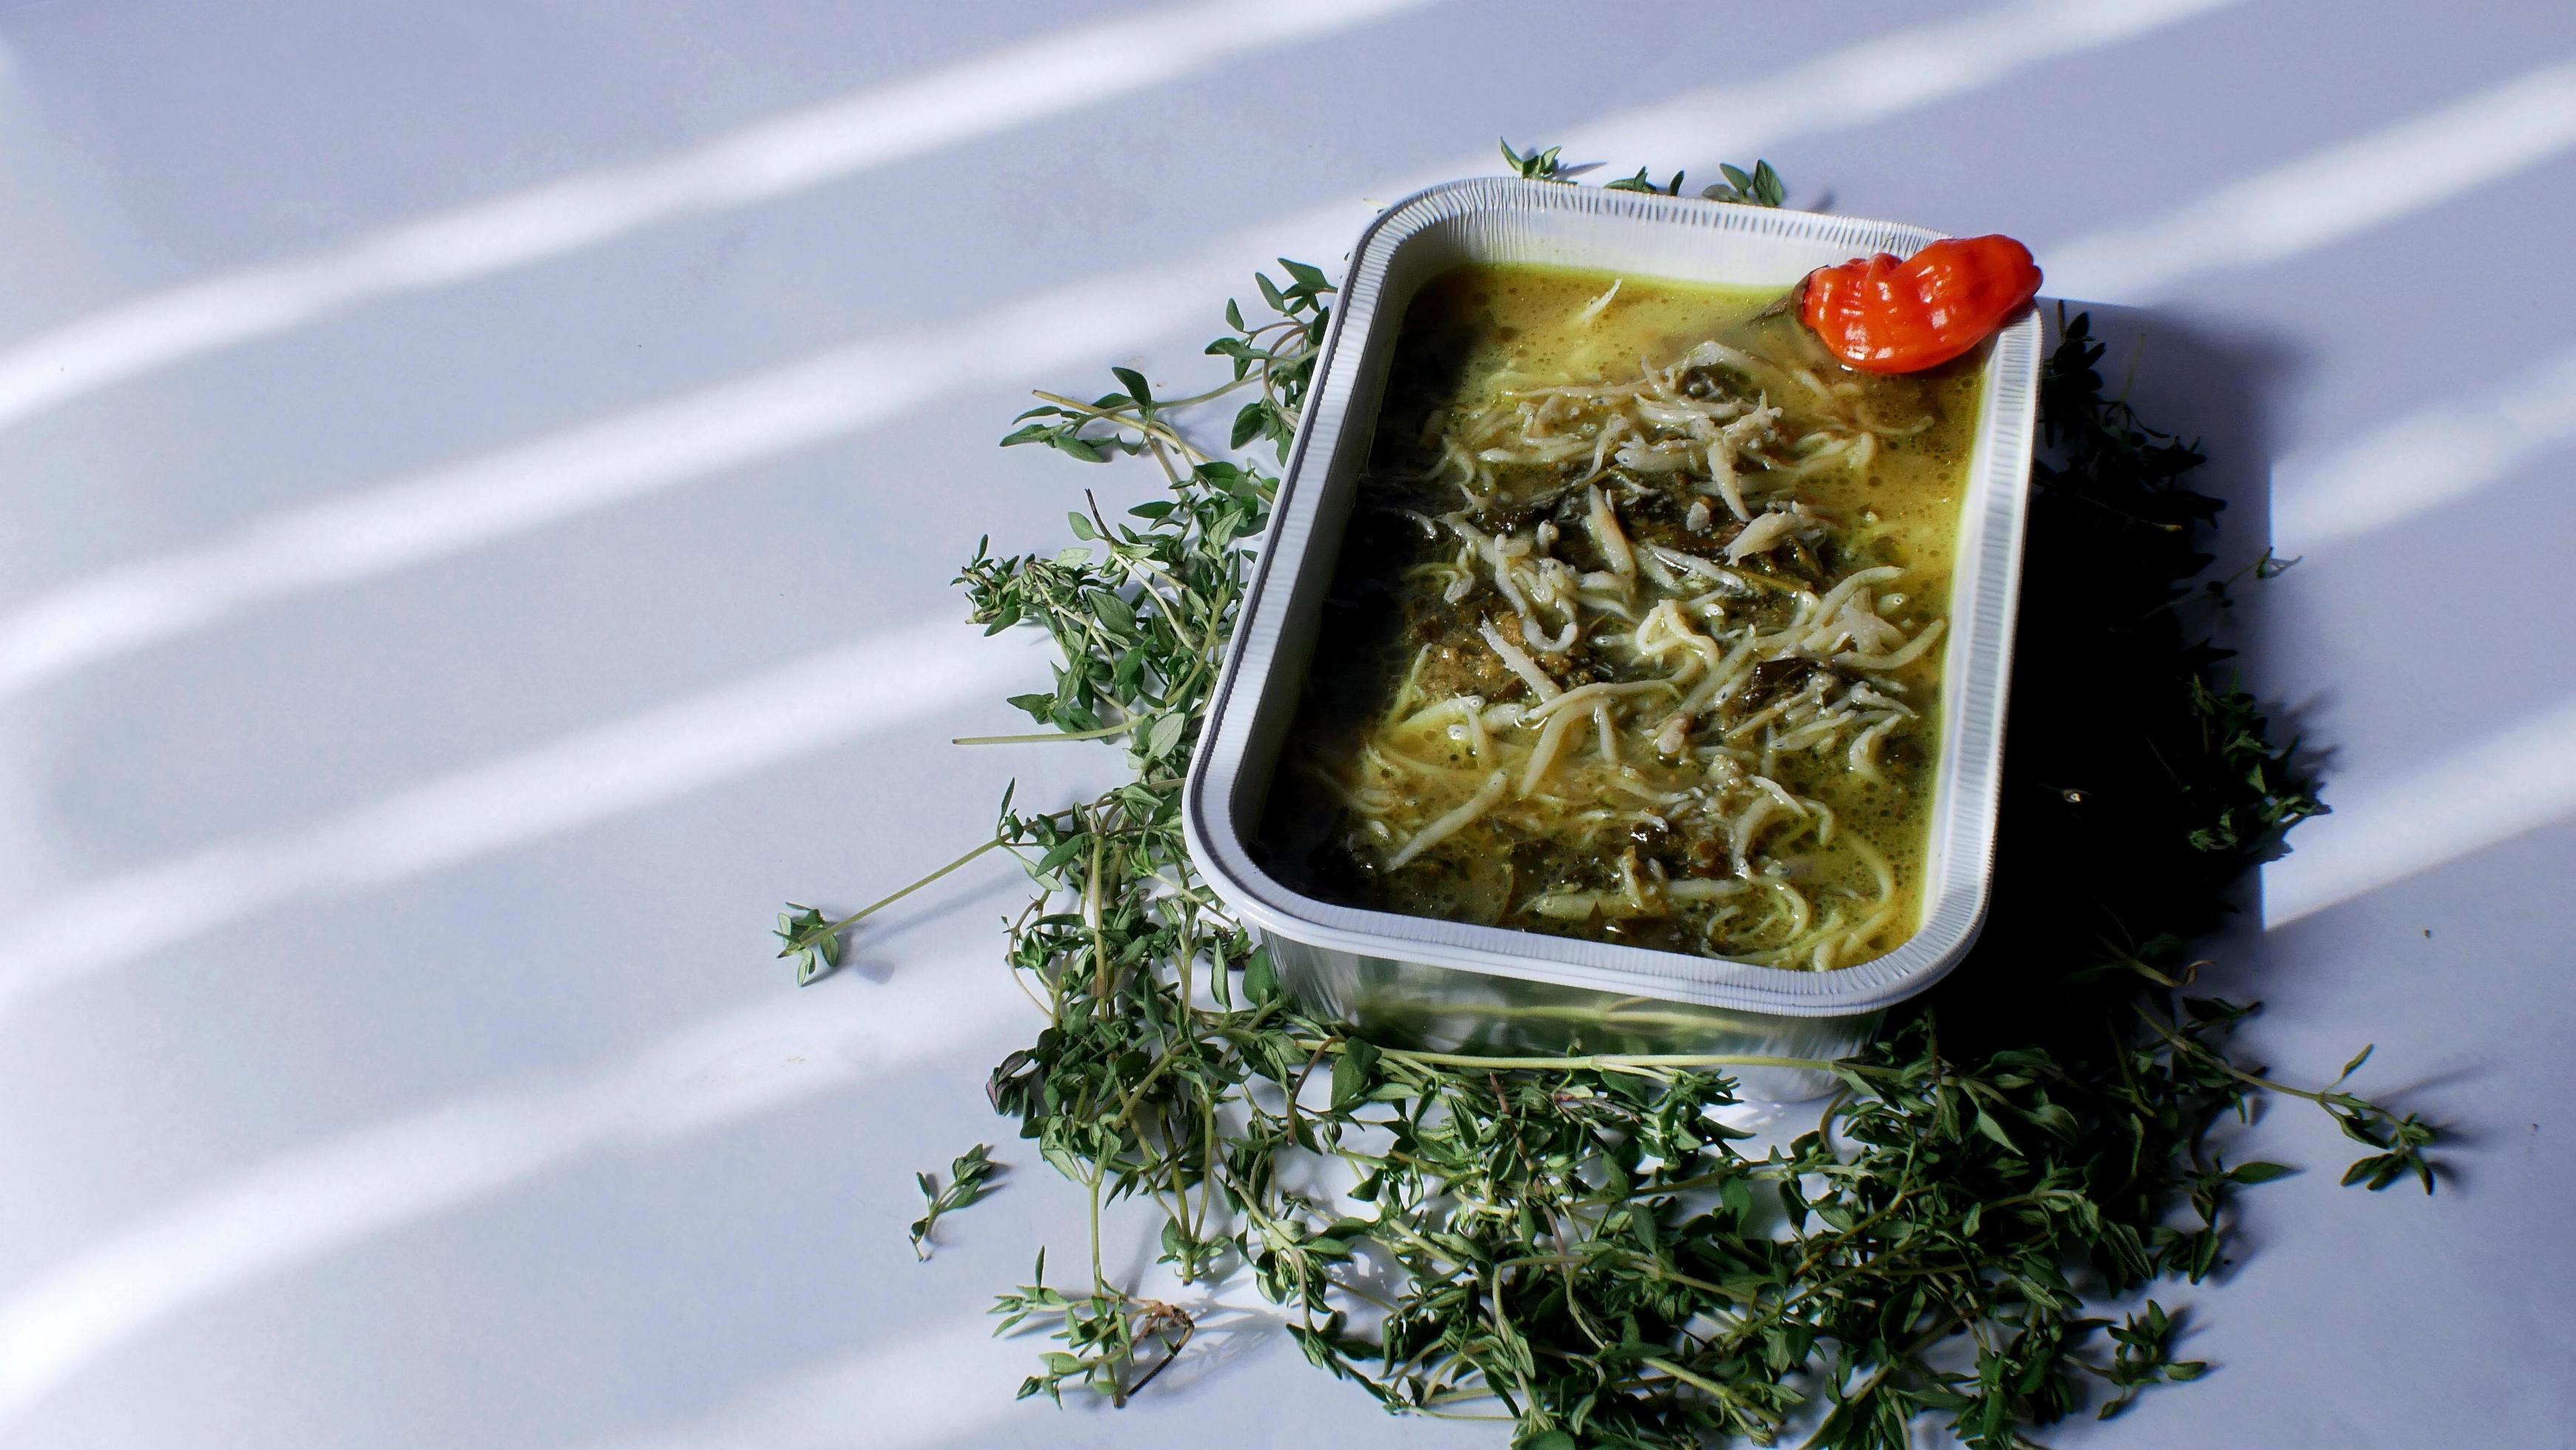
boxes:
[1183,177,2041,1099]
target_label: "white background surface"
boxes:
[3,1,2572,1446]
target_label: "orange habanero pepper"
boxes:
[1798,235,2042,375]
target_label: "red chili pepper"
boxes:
[1798,235,2042,375]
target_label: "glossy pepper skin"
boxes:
[1798,235,2043,375]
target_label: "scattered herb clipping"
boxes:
[911,1144,999,1260]
[781,155,2436,1448]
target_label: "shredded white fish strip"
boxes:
[1573,278,1622,327]
[1386,769,1511,869]
[1478,617,1562,701]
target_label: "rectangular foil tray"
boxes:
[1182,177,2041,1099]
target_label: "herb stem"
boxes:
[814,834,1003,940]
[1084,817,1112,1000]
[1030,390,1211,465]
[953,720,1135,746]
[2134,1007,2329,1105]
[1324,1043,1870,1078]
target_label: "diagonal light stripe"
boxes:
[0,0,2245,704]
[558,1315,1037,1450]
[0,965,1035,1425]
[1574,0,2245,166]
[0,618,1044,1019]
[2271,345,2576,550]
[564,1296,1302,1450]
[0,266,1224,699]
[0,0,1440,433]
[2263,695,2576,928]
[2047,57,2576,303]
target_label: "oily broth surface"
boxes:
[1257,263,1981,968]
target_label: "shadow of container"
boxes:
[1927,300,2305,1059]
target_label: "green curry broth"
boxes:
[1256,263,1981,970]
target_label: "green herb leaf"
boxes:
[1329,1038,1378,1108]
[1111,366,1153,410]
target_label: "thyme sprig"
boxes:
[1504,138,1785,207]
[782,156,2437,1446]
[1001,257,1328,471]
[911,1144,998,1260]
